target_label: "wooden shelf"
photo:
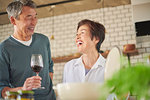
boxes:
[52,53,81,63]
[52,52,109,63]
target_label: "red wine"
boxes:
[31,65,42,73]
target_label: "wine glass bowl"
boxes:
[31,54,45,89]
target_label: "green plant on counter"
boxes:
[101,63,150,100]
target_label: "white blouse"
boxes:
[63,54,106,83]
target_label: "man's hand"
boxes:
[2,76,42,98]
[22,76,42,90]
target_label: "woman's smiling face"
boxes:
[76,24,99,53]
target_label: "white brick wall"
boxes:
[0,4,149,86]
[53,62,65,86]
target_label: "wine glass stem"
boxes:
[36,73,39,76]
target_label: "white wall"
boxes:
[0,4,150,86]
[131,0,150,5]
[132,3,150,22]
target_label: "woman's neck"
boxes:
[82,50,99,69]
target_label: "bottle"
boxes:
[5,91,18,100]
[17,90,34,100]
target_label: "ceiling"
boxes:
[0,0,131,25]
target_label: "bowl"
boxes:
[54,83,102,100]
[123,44,136,52]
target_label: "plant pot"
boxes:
[127,95,137,100]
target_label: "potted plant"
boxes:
[100,63,150,100]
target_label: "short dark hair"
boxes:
[77,19,105,52]
[6,0,36,20]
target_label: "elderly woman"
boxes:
[63,19,106,83]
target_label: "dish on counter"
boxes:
[53,82,102,100]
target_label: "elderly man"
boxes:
[0,0,55,100]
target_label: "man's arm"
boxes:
[1,76,42,98]
[46,37,54,80]
[1,87,22,98]
[49,72,53,80]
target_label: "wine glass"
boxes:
[31,54,45,90]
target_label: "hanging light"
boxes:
[49,5,55,40]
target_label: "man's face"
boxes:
[14,6,37,38]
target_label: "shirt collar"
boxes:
[74,53,106,69]
[74,56,84,67]
[92,54,106,69]
[11,35,32,46]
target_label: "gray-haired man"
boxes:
[0,0,56,99]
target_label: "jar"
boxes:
[17,90,34,100]
[5,91,19,100]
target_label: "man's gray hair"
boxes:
[6,0,36,20]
